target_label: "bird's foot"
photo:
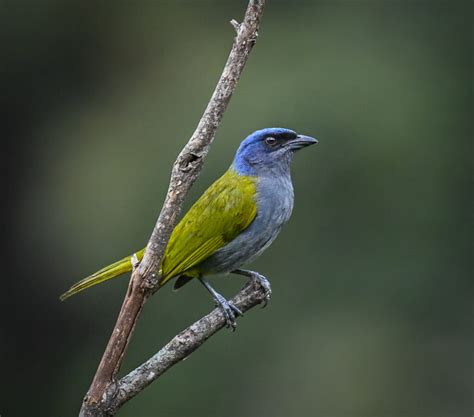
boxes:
[251,272,272,308]
[198,277,243,331]
[232,269,272,308]
[213,292,243,331]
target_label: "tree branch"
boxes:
[111,280,268,413]
[79,1,266,416]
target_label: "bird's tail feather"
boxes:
[59,252,142,301]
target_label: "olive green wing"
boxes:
[160,170,257,284]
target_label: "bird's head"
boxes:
[233,128,318,176]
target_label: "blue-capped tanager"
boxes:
[60,128,317,328]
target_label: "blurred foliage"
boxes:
[0,1,471,417]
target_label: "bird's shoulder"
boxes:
[200,168,257,219]
[176,168,258,238]
[160,169,257,281]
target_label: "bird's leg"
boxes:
[232,269,272,308]
[198,277,243,331]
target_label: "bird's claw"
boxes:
[252,273,272,308]
[214,293,243,331]
[232,269,272,308]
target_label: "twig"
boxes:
[230,19,241,33]
[110,280,267,413]
[79,1,266,416]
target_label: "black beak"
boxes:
[288,134,318,151]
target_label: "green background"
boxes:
[1,1,471,416]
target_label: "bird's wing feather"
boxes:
[160,169,257,284]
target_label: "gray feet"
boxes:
[198,270,271,330]
[212,292,243,331]
[252,272,272,308]
[199,277,243,330]
[232,269,272,307]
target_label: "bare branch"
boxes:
[110,280,268,413]
[79,1,266,416]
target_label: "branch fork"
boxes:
[79,1,266,416]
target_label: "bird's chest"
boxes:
[247,175,294,252]
[255,175,294,231]
[197,174,294,274]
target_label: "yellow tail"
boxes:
[59,250,144,301]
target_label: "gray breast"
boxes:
[198,173,294,275]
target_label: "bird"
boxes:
[60,127,317,329]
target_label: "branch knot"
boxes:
[142,273,159,290]
[178,151,202,172]
[230,19,241,33]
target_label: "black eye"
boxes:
[265,137,277,146]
